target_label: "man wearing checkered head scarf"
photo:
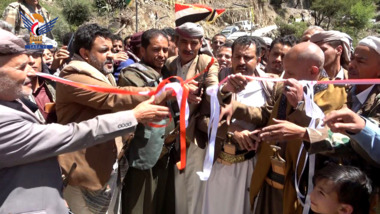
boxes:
[162,22,220,214]
[310,30,353,80]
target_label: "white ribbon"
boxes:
[300,81,325,129]
[106,161,121,214]
[295,81,325,214]
[197,85,220,180]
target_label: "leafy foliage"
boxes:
[340,1,375,29]
[61,0,92,27]
[275,18,308,39]
[311,0,376,31]
[94,0,129,15]
[40,2,72,44]
[311,0,345,27]
[0,0,14,15]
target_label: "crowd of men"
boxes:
[1,0,380,214]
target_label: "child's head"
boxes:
[310,164,372,214]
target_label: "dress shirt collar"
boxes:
[335,67,345,80]
[352,85,375,105]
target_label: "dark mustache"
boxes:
[237,65,246,69]
[105,59,113,64]
[183,50,194,55]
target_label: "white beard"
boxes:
[0,74,30,100]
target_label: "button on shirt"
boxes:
[176,57,195,80]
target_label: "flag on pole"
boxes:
[175,3,225,26]
[126,0,133,6]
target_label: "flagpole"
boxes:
[135,0,138,32]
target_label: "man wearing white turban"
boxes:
[319,36,380,213]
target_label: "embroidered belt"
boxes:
[217,150,255,165]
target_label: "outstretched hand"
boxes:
[221,73,248,94]
[259,118,307,142]
[323,107,365,135]
[185,80,203,104]
[133,96,170,124]
[219,102,233,125]
[233,129,261,151]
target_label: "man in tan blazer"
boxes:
[162,22,219,214]
[55,24,163,213]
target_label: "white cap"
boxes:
[262,37,273,46]
[358,36,380,55]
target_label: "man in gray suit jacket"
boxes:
[0,29,170,213]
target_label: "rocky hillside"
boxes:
[38,0,314,39]
[118,0,315,38]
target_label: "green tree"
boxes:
[311,0,346,28]
[61,0,92,27]
[94,0,129,15]
[275,17,308,39]
[0,0,15,15]
[311,0,376,30]
[339,0,375,30]
[40,2,71,44]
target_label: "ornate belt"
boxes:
[217,150,255,165]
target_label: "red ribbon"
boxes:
[36,57,215,170]
[177,57,215,170]
[219,74,380,86]
[37,73,150,95]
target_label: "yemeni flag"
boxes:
[125,0,132,6]
[175,3,226,26]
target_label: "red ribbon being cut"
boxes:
[36,57,215,170]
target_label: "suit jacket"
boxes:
[347,85,380,122]
[348,85,380,167]
[249,80,347,213]
[0,100,137,214]
[163,54,219,147]
[56,55,152,191]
